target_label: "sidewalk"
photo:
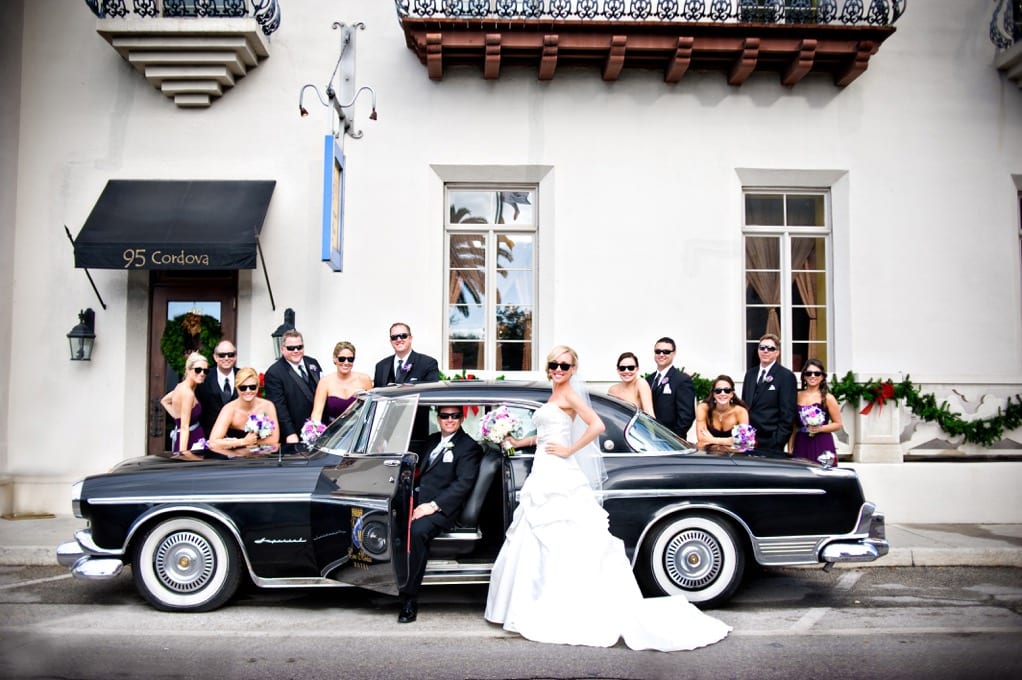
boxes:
[1,514,1021,568]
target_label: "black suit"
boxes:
[264,356,323,440]
[647,366,696,439]
[373,350,440,387]
[741,363,798,453]
[401,428,482,598]
[195,367,238,435]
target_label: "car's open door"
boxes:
[318,394,419,595]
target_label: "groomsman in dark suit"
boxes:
[398,406,483,623]
[741,333,798,454]
[373,322,440,387]
[647,337,696,439]
[264,330,323,444]
[195,339,238,435]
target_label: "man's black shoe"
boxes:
[397,599,418,623]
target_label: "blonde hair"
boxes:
[333,341,356,357]
[235,367,259,387]
[545,345,579,378]
[185,352,208,371]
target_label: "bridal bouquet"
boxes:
[799,404,826,436]
[245,413,275,439]
[301,418,326,445]
[731,423,757,451]
[480,405,522,454]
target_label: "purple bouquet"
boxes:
[731,423,757,451]
[799,404,826,436]
[245,413,275,439]
[480,405,522,453]
[301,419,326,445]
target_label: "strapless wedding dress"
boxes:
[484,402,731,651]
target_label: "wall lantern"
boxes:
[271,308,296,360]
[67,308,96,361]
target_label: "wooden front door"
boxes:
[147,272,237,455]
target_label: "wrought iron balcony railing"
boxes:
[395,1,906,86]
[396,1,905,26]
[85,0,280,36]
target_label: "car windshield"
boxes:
[625,411,695,453]
[314,397,370,453]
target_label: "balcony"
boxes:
[395,0,905,87]
[84,0,280,107]
[991,0,1022,88]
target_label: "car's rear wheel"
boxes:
[639,513,745,608]
[132,516,241,612]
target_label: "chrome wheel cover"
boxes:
[663,529,722,589]
[153,530,216,593]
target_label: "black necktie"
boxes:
[222,378,231,400]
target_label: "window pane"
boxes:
[745,194,783,225]
[496,305,532,340]
[449,341,483,370]
[786,195,825,227]
[449,191,496,224]
[449,234,485,305]
[496,269,533,306]
[449,304,485,333]
[791,236,825,271]
[497,341,532,371]
[498,233,533,268]
[449,190,536,226]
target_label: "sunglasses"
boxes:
[192,367,209,375]
[547,361,574,371]
[653,349,674,355]
[617,365,637,372]
[390,333,410,341]
[803,370,824,377]
[237,384,259,392]
[285,344,304,351]
[437,412,462,420]
[335,356,355,363]
[713,387,734,394]
[758,345,778,352]
[216,352,236,358]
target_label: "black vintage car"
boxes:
[57,381,887,612]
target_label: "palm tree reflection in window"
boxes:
[448,191,534,371]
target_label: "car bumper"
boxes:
[56,529,125,580]
[821,507,889,563]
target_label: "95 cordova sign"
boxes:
[123,248,211,268]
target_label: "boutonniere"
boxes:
[443,441,454,451]
[764,375,773,384]
[309,364,319,373]
[659,375,669,386]
[401,362,412,373]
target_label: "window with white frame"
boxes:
[445,186,537,372]
[743,191,831,372]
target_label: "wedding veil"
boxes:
[569,371,609,504]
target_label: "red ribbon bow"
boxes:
[860,381,895,415]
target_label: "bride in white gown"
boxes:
[484,345,731,651]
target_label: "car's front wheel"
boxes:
[132,516,241,612]
[639,513,745,608]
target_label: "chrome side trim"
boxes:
[71,557,124,580]
[88,493,312,505]
[601,487,825,500]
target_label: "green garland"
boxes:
[159,312,222,379]
[826,372,1022,447]
[689,370,1020,447]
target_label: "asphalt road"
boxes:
[0,565,1020,680]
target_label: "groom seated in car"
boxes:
[398,406,483,623]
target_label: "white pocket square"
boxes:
[663,384,672,394]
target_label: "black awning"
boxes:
[73,180,276,270]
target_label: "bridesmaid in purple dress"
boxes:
[160,351,209,458]
[790,359,843,464]
[311,341,374,424]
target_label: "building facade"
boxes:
[1,0,1020,521]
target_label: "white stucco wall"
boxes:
[3,0,1021,515]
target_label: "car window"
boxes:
[315,397,371,453]
[625,412,693,453]
[423,403,537,448]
